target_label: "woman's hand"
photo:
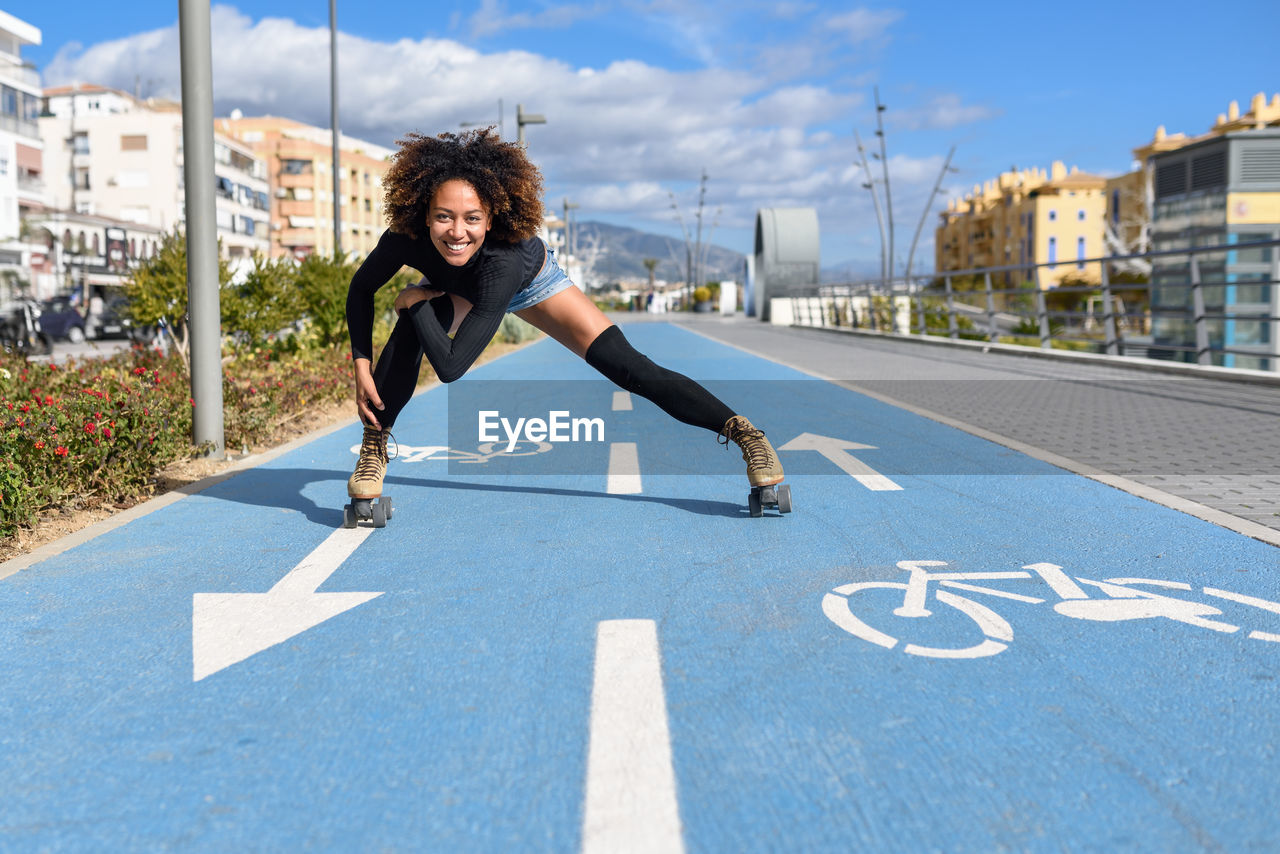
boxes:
[395,280,444,313]
[353,357,384,429]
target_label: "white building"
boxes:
[39,84,270,262]
[0,10,45,302]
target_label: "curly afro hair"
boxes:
[383,127,545,244]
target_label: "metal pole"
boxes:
[178,0,224,458]
[1033,266,1050,348]
[1101,262,1119,356]
[854,129,887,291]
[904,145,956,286]
[330,0,341,257]
[944,274,957,339]
[1191,254,1210,365]
[874,87,895,287]
[984,271,998,342]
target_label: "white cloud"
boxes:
[465,0,609,39]
[40,4,948,268]
[825,8,903,44]
[890,93,1000,131]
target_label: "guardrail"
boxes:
[784,238,1280,372]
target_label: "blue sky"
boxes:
[7,0,1278,274]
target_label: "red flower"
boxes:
[103,427,112,439]
[34,440,44,449]
[133,367,147,375]
[84,422,97,434]
[19,404,29,412]
[55,446,68,456]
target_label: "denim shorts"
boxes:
[507,244,576,312]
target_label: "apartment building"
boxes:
[935,161,1107,288]
[214,115,393,259]
[39,84,270,262]
[1142,92,1280,370]
[0,10,44,301]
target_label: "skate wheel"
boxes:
[342,504,358,529]
[748,491,763,518]
[382,496,393,520]
[776,484,792,514]
[371,501,387,528]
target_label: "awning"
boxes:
[16,143,40,173]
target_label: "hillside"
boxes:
[569,221,746,285]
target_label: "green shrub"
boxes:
[223,254,303,348]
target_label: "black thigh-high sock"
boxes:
[583,325,734,432]
[369,295,454,429]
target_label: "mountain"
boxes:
[569,221,746,286]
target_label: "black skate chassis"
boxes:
[749,483,792,517]
[343,496,393,528]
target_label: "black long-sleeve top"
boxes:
[346,229,545,382]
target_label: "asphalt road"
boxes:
[2,321,1278,852]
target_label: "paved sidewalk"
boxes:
[621,312,1280,544]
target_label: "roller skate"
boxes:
[344,425,395,528]
[719,415,792,517]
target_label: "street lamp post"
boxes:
[330,0,340,257]
[516,104,545,147]
[562,198,579,282]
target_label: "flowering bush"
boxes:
[0,342,356,538]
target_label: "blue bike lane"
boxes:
[2,322,1278,852]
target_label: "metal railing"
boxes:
[784,237,1280,372]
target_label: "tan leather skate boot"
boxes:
[347,425,391,500]
[719,415,784,488]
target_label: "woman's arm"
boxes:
[345,231,412,362]
[402,250,521,383]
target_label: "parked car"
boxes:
[1,300,54,355]
[37,297,88,343]
[94,296,154,343]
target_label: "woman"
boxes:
[345,128,783,505]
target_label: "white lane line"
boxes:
[607,442,642,494]
[582,620,684,854]
[612,391,633,411]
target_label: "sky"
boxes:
[6,0,1279,274]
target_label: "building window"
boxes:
[1048,210,1057,221]
[1077,237,1086,269]
[281,159,313,175]
[72,133,89,155]
[1111,190,1120,223]
[1077,210,1085,221]
[1048,236,1057,266]
[121,134,147,152]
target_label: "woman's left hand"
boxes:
[395,282,444,313]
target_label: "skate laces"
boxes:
[355,427,396,479]
[719,417,775,471]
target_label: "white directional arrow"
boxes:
[192,526,381,681]
[777,432,903,491]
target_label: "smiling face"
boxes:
[428,178,491,266]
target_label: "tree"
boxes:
[124,231,230,372]
[643,258,658,293]
[296,252,357,347]
[222,253,302,348]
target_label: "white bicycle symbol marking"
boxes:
[350,442,554,464]
[823,560,1280,659]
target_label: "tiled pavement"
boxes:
[618,312,1280,544]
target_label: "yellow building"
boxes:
[214,115,394,259]
[935,161,1107,288]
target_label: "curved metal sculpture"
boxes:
[753,208,820,321]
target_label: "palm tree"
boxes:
[643,257,658,292]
